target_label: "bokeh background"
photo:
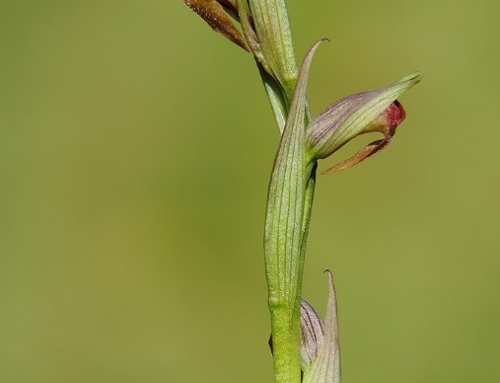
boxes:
[1,0,499,382]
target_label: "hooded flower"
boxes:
[304,71,421,174]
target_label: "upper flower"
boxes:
[304,71,421,174]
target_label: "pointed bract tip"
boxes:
[398,71,422,84]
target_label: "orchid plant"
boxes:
[181,1,421,383]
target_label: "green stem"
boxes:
[265,155,317,383]
[263,73,316,381]
[248,1,319,382]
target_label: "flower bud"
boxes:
[300,270,341,383]
[300,298,324,368]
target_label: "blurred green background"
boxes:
[1,0,499,382]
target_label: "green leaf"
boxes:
[265,39,324,307]
[264,39,324,383]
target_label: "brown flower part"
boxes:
[183,0,248,51]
